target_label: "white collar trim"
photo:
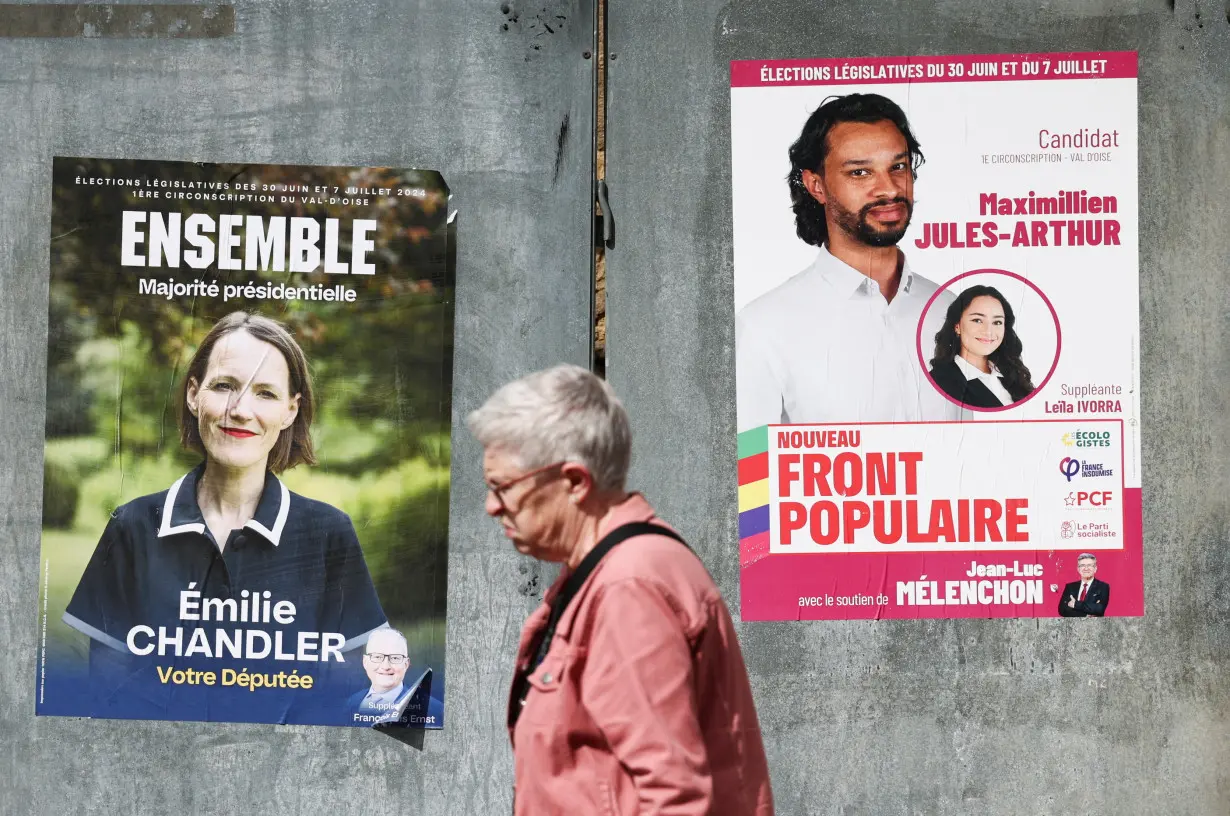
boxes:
[157,471,290,546]
[954,355,1002,381]
[243,479,291,546]
[158,473,206,538]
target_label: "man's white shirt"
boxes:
[736,247,959,432]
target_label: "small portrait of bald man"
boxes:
[348,628,413,717]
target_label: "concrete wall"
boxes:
[0,2,593,814]
[3,0,1229,814]
[604,0,1228,814]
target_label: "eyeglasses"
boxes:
[487,461,565,511]
[365,653,408,666]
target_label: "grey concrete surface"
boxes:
[604,0,1229,814]
[0,1,593,814]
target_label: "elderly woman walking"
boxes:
[468,364,774,816]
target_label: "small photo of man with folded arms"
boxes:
[1059,554,1110,617]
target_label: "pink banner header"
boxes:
[731,51,1137,87]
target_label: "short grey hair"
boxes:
[467,364,632,491]
[1077,553,1097,564]
[366,627,408,655]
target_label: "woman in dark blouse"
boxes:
[65,312,386,720]
[929,285,1035,409]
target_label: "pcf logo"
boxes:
[1064,491,1114,507]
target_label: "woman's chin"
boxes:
[205,453,269,473]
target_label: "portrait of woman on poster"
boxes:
[928,285,1036,409]
[64,312,388,662]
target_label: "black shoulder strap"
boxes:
[530,522,688,670]
[511,523,690,725]
[552,523,688,621]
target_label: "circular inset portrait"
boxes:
[916,269,1060,412]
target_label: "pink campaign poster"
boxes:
[731,52,1141,620]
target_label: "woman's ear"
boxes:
[281,393,301,430]
[185,377,200,416]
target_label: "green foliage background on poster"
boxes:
[42,159,453,681]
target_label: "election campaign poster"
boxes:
[37,158,452,727]
[731,52,1142,620]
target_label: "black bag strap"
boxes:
[510,522,689,725]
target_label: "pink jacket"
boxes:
[507,495,774,815]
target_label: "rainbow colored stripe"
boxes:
[737,426,771,567]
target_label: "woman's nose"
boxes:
[226,388,255,417]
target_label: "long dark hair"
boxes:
[931,286,1034,396]
[787,93,925,247]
